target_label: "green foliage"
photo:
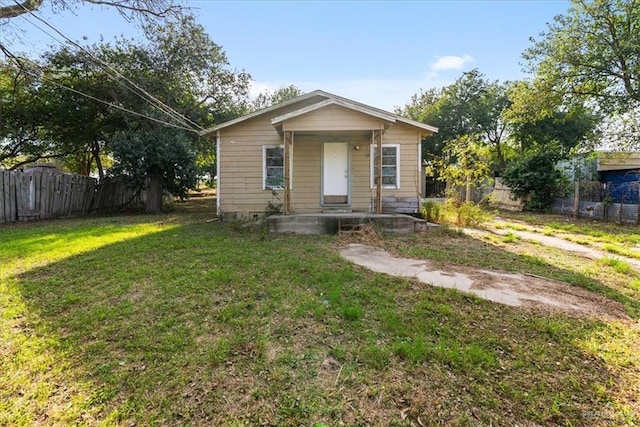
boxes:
[105,16,248,211]
[441,199,491,227]
[505,81,598,157]
[195,152,216,187]
[421,200,443,223]
[397,69,512,170]
[436,134,492,201]
[524,0,640,114]
[110,129,198,200]
[0,61,56,170]
[522,0,640,150]
[501,152,569,212]
[252,85,304,111]
[1,16,250,211]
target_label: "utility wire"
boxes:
[40,71,199,132]
[13,0,205,131]
[14,54,198,133]
[15,6,199,130]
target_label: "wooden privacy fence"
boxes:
[0,170,143,223]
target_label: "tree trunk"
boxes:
[495,140,506,171]
[465,170,472,202]
[146,169,163,214]
[92,140,104,180]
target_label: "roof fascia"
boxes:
[270,98,397,125]
[199,90,329,136]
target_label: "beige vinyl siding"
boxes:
[219,105,422,215]
[598,152,640,171]
[219,116,282,214]
[282,104,386,132]
[349,135,375,211]
[378,124,421,199]
[289,136,321,212]
[218,99,323,215]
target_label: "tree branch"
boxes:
[8,153,66,170]
[0,0,44,19]
[84,0,183,18]
[0,0,184,20]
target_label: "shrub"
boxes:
[264,190,282,217]
[501,152,569,212]
[442,199,491,227]
[421,200,443,223]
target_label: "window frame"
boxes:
[370,143,400,189]
[262,144,292,190]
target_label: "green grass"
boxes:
[502,231,520,243]
[1,204,639,425]
[600,258,636,276]
[493,211,640,265]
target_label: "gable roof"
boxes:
[200,90,438,136]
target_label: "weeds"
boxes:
[421,200,443,223]
[1,207,639,425]
[502,232,520,243]
[599,258,635,276]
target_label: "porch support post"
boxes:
[283,131,293,214]
[374,129,383,214]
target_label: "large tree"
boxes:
[104,16,250,213]
[0,61,49,169]
[397,69,512,170]
[501,80,598,211]
[505,80,598,157]
[1,15,250,213]
[39,47,127,177]
[524,0,639,114]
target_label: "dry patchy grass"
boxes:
[1,204,639,425]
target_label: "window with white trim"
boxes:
[263,145,284,189]
[370,144,400,189]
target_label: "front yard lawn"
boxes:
[1,206,639,425]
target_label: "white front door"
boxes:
[323,142,349,204]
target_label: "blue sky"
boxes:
[3,0,572,111]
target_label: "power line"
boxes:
[40,71,199,133]
[12,0,205,132]
[12,54,198,133]
[14,5,200,130]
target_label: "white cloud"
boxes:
[430,54,474,71]
[424,54,474,80]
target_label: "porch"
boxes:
[265,212,431,235]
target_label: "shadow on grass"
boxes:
[2,216,638,425]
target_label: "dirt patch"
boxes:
[340,243,630,320]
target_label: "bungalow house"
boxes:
[201,90,438,219]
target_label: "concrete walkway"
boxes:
[340,244,629,319]
[466,221,640,272]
